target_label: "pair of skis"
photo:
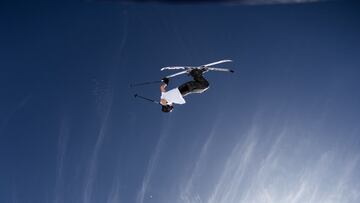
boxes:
[130,59,234,87]
[132,59,234,104]
[161,59,234,79]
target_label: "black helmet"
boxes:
[161,105,173,113]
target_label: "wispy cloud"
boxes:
[239,0,329,5]
[136,116,173,203]
[53,117,70,203]
[82,87,114,203]
[208,125,258,203]
[176,112,360,203]
[0,95,31,132]
[11,183,19,203]
[106,178,122,203]
[82,11,129,203]
[99,0,329,5]
[179,115,222,203]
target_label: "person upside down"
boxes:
[160,69,209,113]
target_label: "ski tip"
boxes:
[220,59,232,63]
[230,69,235,73]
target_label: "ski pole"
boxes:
[134,94,160,104]
[130,80,162,87]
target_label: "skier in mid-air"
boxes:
[132,59,234,112]
[160,68,209,113]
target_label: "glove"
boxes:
[162,77,169,85]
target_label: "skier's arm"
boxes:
[160,84,167,105]
[160,84,166,92]
[160,77,169,105]
[160,77,169,92]
[160,99,167,105]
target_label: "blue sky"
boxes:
[1,0,360,203]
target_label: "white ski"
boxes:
[202,59,232,67]
[206,67,234,73]
[165,70,189,78]
[161,59,234,78]
[164,67,234,78]
[161,66,194,71]
[161,59,232,71]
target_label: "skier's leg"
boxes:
[178,81,197,96]
[189,69,209,90]
[178,69,210,96]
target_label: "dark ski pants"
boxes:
[178,69,209,96]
